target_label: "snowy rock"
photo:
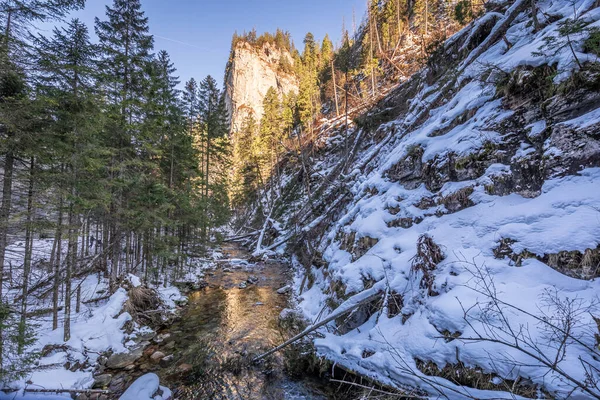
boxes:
[119,373,171,400]
[276,285,291,294]
[153,333,170,344]
[160,354,174,367]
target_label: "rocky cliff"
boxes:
[224,41,298,134]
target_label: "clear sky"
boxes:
[47,0,367,88]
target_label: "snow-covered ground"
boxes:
[0,237,220,398]
[288,0,600,398]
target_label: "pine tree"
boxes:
[95,0,154,289]
[197,75,229,239]
[35,18,105,341]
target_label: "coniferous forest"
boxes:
[0,0,231,382]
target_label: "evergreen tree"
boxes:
[197,75,230,238]
[35,18,105,341]
[95,0,154,289]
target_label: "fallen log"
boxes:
[1,388,110,395]
[253,285,384,362]
[224,231,260,242]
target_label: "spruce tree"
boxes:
[197,75,229,239]
[95,0,154,289]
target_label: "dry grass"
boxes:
[437,186,475,213]
[123,286,165,328]
[411,235,445,296]
[387,291,404,319]
[415,359,542,398]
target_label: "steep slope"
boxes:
[224,40,298,134]
[251,0,600,398]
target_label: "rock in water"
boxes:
[150,351,166,363]
[119,373,172,400]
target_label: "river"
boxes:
[134,243,336,399]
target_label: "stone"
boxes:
[134,331,156,343]
[247,275,259,284]
[106,346,144,369]
[143,345,158,357]
[150,351,166,363]
[160,354,174,367]
[177,363,193,373]
[277,285,291,294]
[153,333,171,344]
[92,373,112,388]
[238,282,247,289]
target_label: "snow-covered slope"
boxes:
[267,0,600,398]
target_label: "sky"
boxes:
[44,0,367,88]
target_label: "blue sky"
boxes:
[46,0,366,88]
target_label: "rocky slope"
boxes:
[248,0,600,398]
[224,41,298,134]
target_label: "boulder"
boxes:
[106,346,144,369]
[92,373,112,388]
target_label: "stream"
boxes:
[125,243,336,399]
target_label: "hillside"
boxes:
[240,0,600,398]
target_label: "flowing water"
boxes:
[143,243,334,399]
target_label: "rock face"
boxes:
[224,41,298,134]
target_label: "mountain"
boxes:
[224,37,299,134]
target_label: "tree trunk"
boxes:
[531,0,540,32]
[0,149,14,300]
[64,199,78,342]
[52,197,63,331]
[19,157,35,353]
[331,61,339,117]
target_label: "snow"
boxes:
[119,373,171,400]
[0,235,184,396]
[291,0,600,398]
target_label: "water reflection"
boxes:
[156,245,328,399]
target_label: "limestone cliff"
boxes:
[224,41,298,134]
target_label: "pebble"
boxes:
[150,351,166,363]
[239,282,247,289]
